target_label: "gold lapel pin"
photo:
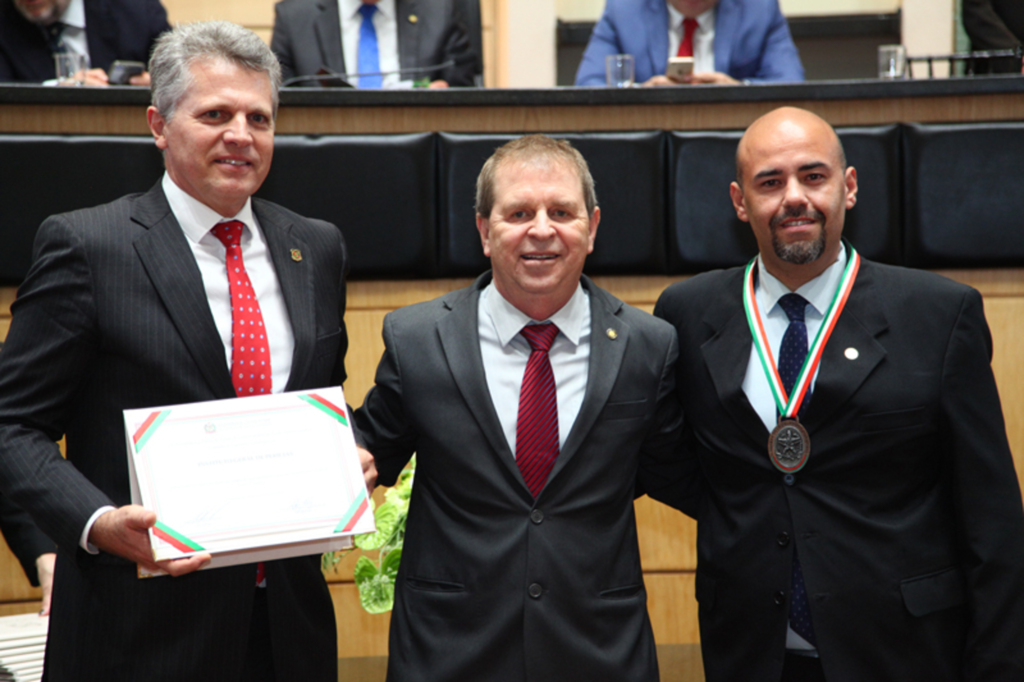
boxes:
[408,14,418,23]
[844,347,859,360]
[290,248,303,262]
[606,328,618,340]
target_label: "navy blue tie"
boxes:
[777,293,817,646]
[43,22,67,54]
[357,3,382,89]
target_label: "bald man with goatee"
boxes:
[655,107,1024,681]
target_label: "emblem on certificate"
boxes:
[768,418,810,472]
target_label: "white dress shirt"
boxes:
[666,3,716,74]
[80,174,296,552]
[478,283,591,457]
[339,0,401,87]
[740,246,848,652]
[56,0,89,64]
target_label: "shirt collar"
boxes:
[342,0,394,21]
[161,172,256,244]
[757,244,849,318]
[483,281,589,348]
[666,2,716,30]
[60,0,86,29]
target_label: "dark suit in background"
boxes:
[0,495,55,587]
[0,0,170,83]
[963,0,1024,73]
[271,0,476,86]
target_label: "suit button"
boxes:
[774,591,786,606]
[529,583,543,599]
[783,474,795,486]
[530,509,544,524]
[777,532,790,547]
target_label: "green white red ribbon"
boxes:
[300,393,349,426]
[743,245,860,419]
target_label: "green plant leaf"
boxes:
[355,500,399,550]
[381,547,402,580]
[354,555,395,614]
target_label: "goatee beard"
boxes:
[770,207,827,265]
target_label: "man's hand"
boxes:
[88,506,210,577]
[358,446,377,493]
[81,68,110,87]
[35,553,55,615]
[682,71,739,85]
[428,79,449,89]
[128,71,152,87]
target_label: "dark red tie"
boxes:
[677,17,698,57]
[516,324,560,497]
[211,220,271,586]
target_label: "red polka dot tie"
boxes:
[516,323,560,497]
[211,221,272,399]
[212,220,271,587]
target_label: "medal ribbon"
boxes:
[743,245,860,419]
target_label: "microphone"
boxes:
[283,60,458,88]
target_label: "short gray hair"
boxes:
[149,21,282,122]
[475,135,598,218]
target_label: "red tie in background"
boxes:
[212,219,271,586]
[516,324,560,497]
[677,17,699,58]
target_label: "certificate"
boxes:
[123,387,374,571]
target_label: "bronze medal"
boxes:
[768,418,810,473]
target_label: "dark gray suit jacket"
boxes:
[0,184,350,680]
[271,0,476,85]
[655,257,1024,682]
[354,273,696,682]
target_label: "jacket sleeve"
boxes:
[942,288,1024,679]
[574,10,625,86]
[748,0,804,82]
[0,494,56,586]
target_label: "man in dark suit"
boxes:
[963,0,1024,73]
[655,107,1024,681]
[0,0,170,85]
[0,20,373,681]
[354,135,693,681]
[271,0,476,87]
[0,496,56,613]
[575,0,803,86]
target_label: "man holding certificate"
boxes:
[0,21,370,681]
[355,135,696,681]
[654,107,1024,681]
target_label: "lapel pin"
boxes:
[606,328,618,340]
[844,347,859,360]
[408,14,418,23]
[290,248,302,262]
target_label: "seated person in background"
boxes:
[0,496,56,615]
[575,0,803,86]
[0,0,170,86]
[962,0,1024,73]
[271,0,476,88]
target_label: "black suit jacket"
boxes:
[963,0,1024,73]
[271,0,475,86]
[0,184,350,680]
[354,274,694,682]
[0,494,55,586]
[0,0,170,83]
[654,257,1024,681]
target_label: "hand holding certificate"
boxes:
[123,387,375,574]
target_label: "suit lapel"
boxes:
[254,201,315,392]
[700,269,769,449]
[711,0,736,75]
[436,276,523,487]
[396,0,416,72]
[647,0,670,77]
[315,0,347,74]
[131,185,236,399]
[549,279,628,485]
[803,260,888,433]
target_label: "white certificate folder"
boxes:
[124,387,374,571]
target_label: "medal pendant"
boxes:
[768,418,810,473]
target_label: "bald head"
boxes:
[728,106,858,291]
[735,107,846,186]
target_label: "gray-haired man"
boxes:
[0,21,372,681]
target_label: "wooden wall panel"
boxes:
[330,583,392,658]
[162,0,275,30]
[646,573,700,644]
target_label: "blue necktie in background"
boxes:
[357,3,382,89]
[777,292,817,647]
